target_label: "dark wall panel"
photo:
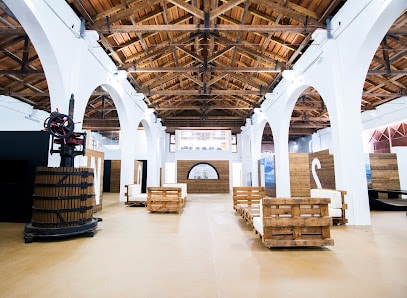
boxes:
[103,160,111,192]
[0,131,49,222]
[103,160,147,193]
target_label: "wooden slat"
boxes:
[263,217,332,227]
[263,197,331,205]
[233,186,265,209]
[289,153,310,197]
[309,149,336,190]
[369,153,400,195]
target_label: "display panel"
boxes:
[187,162,219,180]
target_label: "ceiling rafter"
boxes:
[94,23,320,34]
[0,1,405,135]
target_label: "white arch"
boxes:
[3,0,167,201]
[3,0,71,112]
[140,118,154,155]
[258,0,406,224]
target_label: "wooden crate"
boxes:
[309,149,336,190]
[289,153,311,197]
[147,187,183,213]
[110,160,121,192]
[82,149,104,212]
[369,153,400,198]
[261,197,334,247]
[288,150,336,197]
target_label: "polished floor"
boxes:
[1,193,407,298]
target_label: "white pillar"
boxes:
[271,121,291,197]
[119,128,137,201]
[250,124,261,187]
[330,96,371,225]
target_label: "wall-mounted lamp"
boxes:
[281,70,297,81]
[145,108,155,115]
[253,108,262,115]
[24,114,40,123]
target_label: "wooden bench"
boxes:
[147,187,184,213]
[233,186,265,213]
[368,188,407,199]
[310,189,348,225]
[252,197,334,248]
[162,183,187,207]
[238,205,260,228]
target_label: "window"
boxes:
[176,129,231,151]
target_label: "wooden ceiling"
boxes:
[0,1,406,139]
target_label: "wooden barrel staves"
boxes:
[31,167,95,228]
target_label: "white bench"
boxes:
[124,184,147,206]
[310,188,348,225]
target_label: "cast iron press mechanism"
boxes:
[24,94,102,243]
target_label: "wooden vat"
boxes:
[31,167,95,228]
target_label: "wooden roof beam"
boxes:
[127,66,282,73]
[123,31,195,65]
[0,27,26,35]
[214,32,288,64]
[210,0,246,20]
[228,72,267,90]
[146,89,263,96]
[168,0,204,20]
[182,73,204,87]
[155,106,252,111]
[91,0,161,28]
[96,24,319,34]
[367,70,407,75]
[250,0,322,27]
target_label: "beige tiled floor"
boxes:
[1,193,407,298]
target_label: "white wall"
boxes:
[0,96,49,131]
[361,97,407,131]
[311,97,407,153]
[311,127,332,153]
[391,147,407,197]
[84,129,149,161]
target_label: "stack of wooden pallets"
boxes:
[252,197,334,248]
[232,186,265,228]
[147,187,184,213]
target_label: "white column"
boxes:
[272,122,291,197]
[119,128,137,201]
[330,101,371,225]
[250,124,261,186]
